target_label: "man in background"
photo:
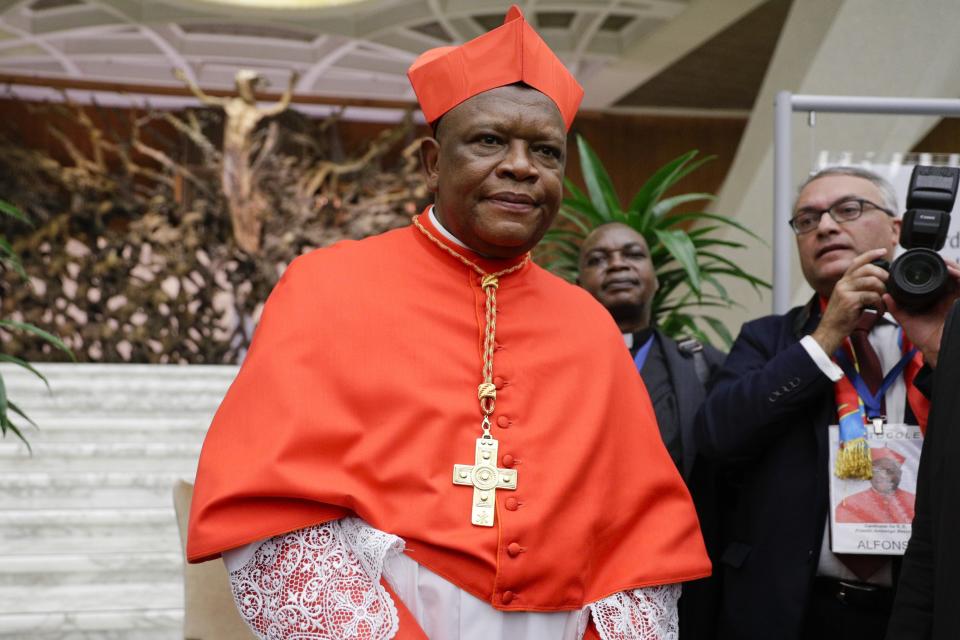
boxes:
[887,298,960,639]
[578,221,725,639]
[578,221,724,477]
[695,166,960,640]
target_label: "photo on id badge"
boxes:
[828,423,922,555]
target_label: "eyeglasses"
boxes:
[789,198,895,235]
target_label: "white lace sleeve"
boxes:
[227,517,405,640]
[588,584,681,640]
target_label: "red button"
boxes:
[496,416,510,429]
[507,542,523,557]
[494,376,505,389]
[502,590,515,604]
[504,497,519,511]
[502,454,515,467]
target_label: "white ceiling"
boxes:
[0,0,767,111]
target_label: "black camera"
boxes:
[884,165,958,310]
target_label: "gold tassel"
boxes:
[835,437,873,479]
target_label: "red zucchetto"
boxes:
[407,4,584,130]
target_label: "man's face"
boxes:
[795,175,900,297]
[870,458,902,495]
[420,84,566,258]
[578,223,659,323]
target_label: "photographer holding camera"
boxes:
[695,166,960,640]
[884,172,960,640]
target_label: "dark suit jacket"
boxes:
[647,331,725,479]
[644,332,725,640]
[887,300,960,640]
[694,300,923,640]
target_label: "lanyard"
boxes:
[834,346,917,420]
[633,335,655,373]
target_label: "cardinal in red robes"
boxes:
[187,6,710,639]
[836,447,916,524]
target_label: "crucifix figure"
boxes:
[174,67,298,253]
[452,435,517,526]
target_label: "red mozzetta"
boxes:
[188,211,710,611]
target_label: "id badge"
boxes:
[828,423,923,555]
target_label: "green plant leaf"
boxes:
[554,208,593,235]
[702,315,734,348]
[1,416,32,453]
[701,272,729,299]
[0,320,76,360]
[703,266,770,295]
[542,227,584,241]
[627,151,698,217]
[651,193,716,219]
[690,238,749,251]
[0,374,7,425]
[0,354,50,390]
[0,200,31,225]
[576,135,621,219]
[7,400,38,429]
[653,229,701,295]
[563,177,590,204]
[672,313,711,343]
[560,199,609,227]
[700,250,771,288]
[0,237,28,280]
[663,211,766,243]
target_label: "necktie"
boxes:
[836,308,887,581]
[849,309,884,414]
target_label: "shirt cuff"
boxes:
[800,335,843,382]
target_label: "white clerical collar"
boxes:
[428,206,470,250]
[623,333,634,349]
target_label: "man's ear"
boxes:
[419,137,441,194]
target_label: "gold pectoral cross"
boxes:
[452,436,517,527]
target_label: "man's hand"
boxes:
[811,248,890,355]
[884,259,960,369]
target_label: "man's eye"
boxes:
[537,146,561,159]
[479,135,502,145]
[626,251,646,260]
[836,202,861,216]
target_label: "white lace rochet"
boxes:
[589,584,680,640]
[228,517,404,640]
[227,519,680,640]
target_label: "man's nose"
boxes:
[608,251,630,269]
[815,210,840,234]
[496,141,538,181]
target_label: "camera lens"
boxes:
[888,248,948,311]
[904,261,934,286]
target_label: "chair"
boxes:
[172,480,258,640]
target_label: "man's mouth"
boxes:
[603,278,639,292]
[815,244,851,259]
[487,192,538,212]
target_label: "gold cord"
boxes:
[412,215,529,422]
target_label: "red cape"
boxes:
[188,212,710,611]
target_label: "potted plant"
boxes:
[536,135,769,346]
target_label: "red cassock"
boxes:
[836,488,916,524]
[187,211,711,613]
